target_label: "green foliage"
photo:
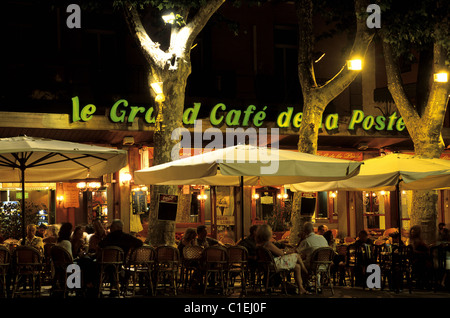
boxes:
[267,201,292,232]
[380,0,450,63]
[0,201,44,240]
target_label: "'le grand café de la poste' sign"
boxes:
[71,96,407,133]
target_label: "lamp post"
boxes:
[347,58,363,71]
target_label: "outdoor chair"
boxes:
[386,244,413,293]
[345,244,357,287]
[50,245,74,298]
[356,243,375,290]
[97,246,124,298]
[181,245,203,292]
[308,247,335,295]
[333,244,348,286]
[430,243,450,292]
[42,243,56,285]
[12,246,43,298]
[255,246,293,295]
[0,246,11,297]
[202,246,228,295]
[155,245,180,295]
[227,245,249,295]
[124,246,156,296]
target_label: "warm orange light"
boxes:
[76,182,86,189]
[434,72,448,83]
[347,59,362,71]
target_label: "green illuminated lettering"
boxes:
[375,115,385,130]
[110,99,128,123]
[253,106,267,127]
[293,112,303,128]
[226,109,241,126]
[387,112,398,130]
[72,96,81,122]
[396,117,405,131]
[277,107,293,128]
[145,107,156,124]
[362,115,374,130]
[348,110,364,130]
[183,103,201,125]
[242,105,256,126]
[210,103,226,126]
[128,106,146,123]
[324,113,338,130]
[80,104,96,122]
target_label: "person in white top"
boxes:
[296,222,329,270]
[56,222,73,258]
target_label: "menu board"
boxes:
[63,183,80,208]
[157,194,178,221]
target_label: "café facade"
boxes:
[1,98,450,243]
[2,0,450,243]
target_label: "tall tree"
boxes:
[380,0,450,243]
[119,0,225,245]
[290,0,375,244]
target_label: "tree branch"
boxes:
[122,1,170,70]
[320,0,375,102]
[382,39,421,137]
[296,0,317,91]
[423,43,450,130]
[184,0,225,52]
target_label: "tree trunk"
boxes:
[408,140,444,244]
[383,39,449,244]
[147,64,191,246]
[289,0,374,245]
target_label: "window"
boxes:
[274,25,302,104]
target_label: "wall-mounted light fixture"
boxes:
[76,181,101,191]
[121,172,132,185]
[277,193,289,199]
[151,82,165,102]
[132,186,148,192]
[434,72,448,83]
[347,58,362,71]
[57,195,64,206]
[197,194,208,201]
[252,193,260,200]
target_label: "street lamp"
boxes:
[347,59,363,71]
[162,12,176,24]
[151,82,165,102]
[434,72,448,83]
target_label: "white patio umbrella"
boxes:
[288,153,450,192]
[134,144,362,238]
[288,153,450,236]
[0,136,128,243]
[134,144,362,186]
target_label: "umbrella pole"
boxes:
[20,165,26,245]
[240,176,244,240]
[396,182,402,239]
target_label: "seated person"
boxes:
[256,224,309,295]
[98,219,143,258]
[296,222,328,270]
[196,225,222,248]
[19,224,44,253]
[178,228,198,259]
